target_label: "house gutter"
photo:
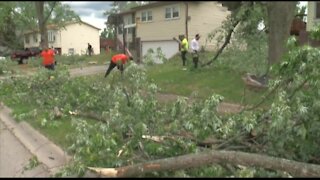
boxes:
[185,2,189,40]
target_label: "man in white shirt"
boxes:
[191,34,200,68]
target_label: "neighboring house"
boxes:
[24,21,100,55]
[307,1,320,32]
[296,2,320,47]
[114,1,230,62]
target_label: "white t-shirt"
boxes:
[191,38,199,52]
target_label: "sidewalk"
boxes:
[0,65,106,177]
[0,103,70,177]
[0,120,50,177]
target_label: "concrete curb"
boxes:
[0,102,71,176]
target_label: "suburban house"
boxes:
[307,1,320,32]
[297,1,320,47]
[23,21,100,55]
[113,1,230,62]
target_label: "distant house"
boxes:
[23,21,100,55]
[114,1,230,62]
[295,2,320,47]
[307,1,320,32]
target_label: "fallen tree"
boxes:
[201,2,252,67]
[201,19,240,67]
[88,149,320,177]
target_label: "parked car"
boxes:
[11,47,41,64]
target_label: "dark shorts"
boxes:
[44,64,55,70]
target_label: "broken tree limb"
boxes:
[201,2,257,68]
[72,111,105,122]
[88,150,320,177]
[142,135,167,143]
[142,134,224,147]
[201,19,240,67]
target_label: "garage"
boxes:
[141,40,179,64]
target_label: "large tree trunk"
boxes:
[35,1,48,49]
[88,150,320,177]
[266,1,297,66]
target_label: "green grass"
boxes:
[147,54,267,105]
[1,99,71,149]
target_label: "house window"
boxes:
[316,2,320,19]
[25,35,30,44]
[68,48,74,55]
[165,6,179,19]
[127,17,132,25]
[141,11,152,22]
[128,27,133,34]
[33,34,38,43]
[48,31,55,42]
[118,25,123,34]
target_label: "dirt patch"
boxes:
[155,93,244,114]
[216,102,243,114]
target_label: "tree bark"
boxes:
[88,150,320,177]
[35,1,48,49]
[266,1,297,66]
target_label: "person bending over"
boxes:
[104,53,133,78]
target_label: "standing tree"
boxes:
[0,2,21,51]
[266,2,297,66]
[204,1,297,72]
[35,1,48,49]
[0,1,80,51]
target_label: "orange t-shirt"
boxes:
[41,50,55,65]
[111,54,128,64]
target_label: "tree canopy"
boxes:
[0,1,80,51]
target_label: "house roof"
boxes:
[66,20,101,30]
[130,1,182,10]
[23,20,100,35]
[117,9,136,15]
[115,1,222,16]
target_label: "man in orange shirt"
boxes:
[40,47,55,70]
[104,53,133,78]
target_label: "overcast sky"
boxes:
[61,1,112,32]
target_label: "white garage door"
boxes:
[142,41,179,64]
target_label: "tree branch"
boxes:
[43,1,57,24]
[288,76,311,100]
[201,19,240,67]
[88,149,320,177]
[122,87,131,107]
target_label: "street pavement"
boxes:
[0,65,107,80]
